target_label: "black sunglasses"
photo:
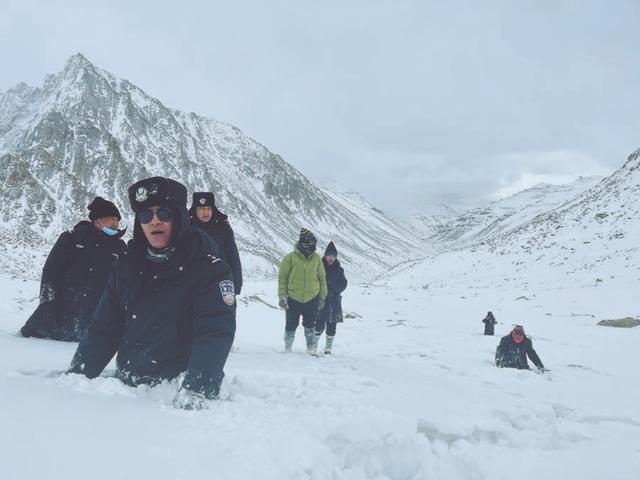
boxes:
[137,207,174,224]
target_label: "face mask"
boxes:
[101,226,119,236]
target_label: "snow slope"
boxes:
[405,176,602,249]
[1,273,638,480]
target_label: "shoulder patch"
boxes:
[219,280,235,306]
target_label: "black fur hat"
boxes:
[128,177,187,214]
[191,192,215,209]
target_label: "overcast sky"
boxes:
[1,0,638,214]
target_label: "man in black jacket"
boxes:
[189,192,242,295]
[312,241,347,355]
[68,177,236,409]
[495,325,545,371]
[21,197,127,341]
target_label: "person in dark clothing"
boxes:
[312,242,347,355]
[20,197,127,342]
[68,177,236,409]
[189,192,242,295]
[482,311,497,335]
[495,325,545,371]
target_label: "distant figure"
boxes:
[189,192,242,295]
[278,228,327,354]
[482,311,497,335]
[312,241,348,355]
[20,197,127,341]
[495,325,545,371]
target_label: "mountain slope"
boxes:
[377,150,639,294]
[404,177,602,249]
[0,54,417,279]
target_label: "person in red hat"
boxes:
[495,325,545,371]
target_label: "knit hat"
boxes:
[299,228,317,244]
[128,177,187,214]
[191,192,215,209]
[511,325,525,343]
[324,241,338,257]
[88,196,121,221]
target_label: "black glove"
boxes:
[279,297,289,310]
[318,297,326,311]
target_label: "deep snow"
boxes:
[1,273,638,480]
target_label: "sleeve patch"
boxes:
[219,280,236,306]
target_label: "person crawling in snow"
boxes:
[68,177,236,409]
[495,325,545,371]
[20,197,127,341]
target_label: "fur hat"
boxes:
[191,192,215,209]
[128,177,187,214]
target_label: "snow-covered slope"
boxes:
[379,149,640,296]
[0,53,418,280]
[1,271,638,480]
[405,177,602,249]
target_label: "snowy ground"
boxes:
[1,273,639,480]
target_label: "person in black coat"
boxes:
[68,177,236,409]
[482,311,497,335]
[189,192,242,295]
[313,241,347,355]
[495,325,545,371]
[20,197,127,341]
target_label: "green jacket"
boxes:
[278,244,328,303]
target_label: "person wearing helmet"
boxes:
[495,325,545,370]
[277,228,327,354]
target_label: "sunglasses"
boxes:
[137,207,174,224]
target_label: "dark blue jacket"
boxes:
[495,334,544,370]
[318,258,347,324]
[190,209,242,295]
[21,221,127,341]
[69,212,236,398]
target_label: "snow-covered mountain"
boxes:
[378,150,640,294]
[0,53,418,279]
[404,176,602,249]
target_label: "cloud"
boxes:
[1,0,639,216]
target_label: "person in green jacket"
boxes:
[278,228,328,353]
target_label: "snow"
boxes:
[1,272,638,480]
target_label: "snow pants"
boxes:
[285,296,319,332]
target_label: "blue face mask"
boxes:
[101,226,118,236]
